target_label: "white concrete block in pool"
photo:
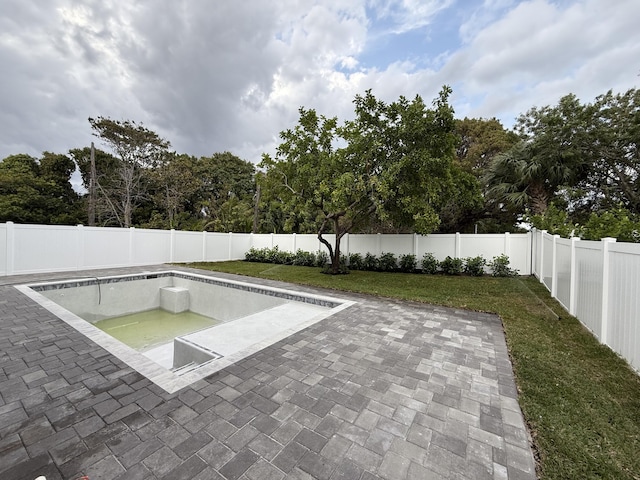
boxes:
[160,286,190,313]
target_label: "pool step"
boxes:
[171,361,199,375]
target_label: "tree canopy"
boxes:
[260,87,459,273]
[0,153,81,224]
[2,86,638,243]
[88,117,171,227]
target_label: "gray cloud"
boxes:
[1,0,638,166]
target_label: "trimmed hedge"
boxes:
[245,247,518,277]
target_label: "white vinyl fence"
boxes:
[532,229,640,372]
[0,222,531,276]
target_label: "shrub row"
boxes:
[244,246,329,267]
[245,247,518,277]
[348,252,517,276]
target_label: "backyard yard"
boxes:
[187,261,640,480]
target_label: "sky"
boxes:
[1,0,639,174]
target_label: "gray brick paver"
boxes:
[0,267,536,480]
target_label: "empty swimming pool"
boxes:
[17,271,354,393]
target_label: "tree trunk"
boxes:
[529,182,550,215]
[317,217,346,274]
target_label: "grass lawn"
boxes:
[185,261,640,480]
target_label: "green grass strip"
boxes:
[185,261,640,480]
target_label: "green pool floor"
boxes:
[94,309,220,352]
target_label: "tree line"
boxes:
[1,87,638,260]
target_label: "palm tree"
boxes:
[484,140,579,215]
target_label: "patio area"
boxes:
[0,265,536,480]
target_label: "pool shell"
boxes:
[17,271,355,393]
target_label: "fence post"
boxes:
[600,237,616,344]
[377,233,382,256]
[228,232,233,260]
[292,233,297,253]
[524,230,532,276]
[538,230,547,284]
[551,234,559,298]
[413,233,418,258]
[455,232,461,258]
[504,232,511,258]
[568,237,580,316]
[6,221,14,276]
[202,231,207,261]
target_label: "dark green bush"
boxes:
[378,252,398,272]
[490,254,518,277]
[244,247,266,262]
[363,253,379,271]
[440,256,463,275]
[464,256,486,276]
[398,254,417,273]
[348,253,364,270]
[273,249,294,264]
[293,249,316,267]
[421,252,439,274]
[315,250,330,267]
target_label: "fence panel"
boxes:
[272,234,296,252]
[532,230,541,277]
[82,226,131,268]
[380,234,414,257]
[555,238,572,310]
[348,234,381,256]
[459,234,498,260]
[230,233,252,259]
[251,234,273,250]
[173,231,203,263]
[12,224,80,274]
[417,234,456,260]
[541,233,554,290]
[131,228,171,265]
[508,234,532,275]
[294,235,321,253]
[204,233,232,261]
[608,243,640,371]
[574,241,604,339]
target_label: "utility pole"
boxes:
[88,142,97,226]
[252,184,261,233]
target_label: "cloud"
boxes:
[1,0,638,167]
[444,0,640,123]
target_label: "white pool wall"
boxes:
[37,274,287,323]
[172,276,286,321]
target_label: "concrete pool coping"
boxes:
[0,265,537,480]
[17,270,354,394]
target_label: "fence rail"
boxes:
[532,229,640,372]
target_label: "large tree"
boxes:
[70,146,122,226]
[581,88,640,214]
[146,153,201,229]
[485,94,590,215]
[193,152,256,231]
[88,117,171,227]
[0,153,81,224]
[260,87,457,273]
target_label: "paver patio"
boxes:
[0,265,537,479]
